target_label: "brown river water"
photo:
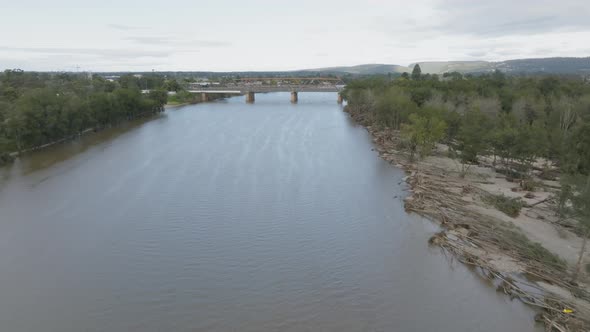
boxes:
[0,93,541,331]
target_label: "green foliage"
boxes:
[343,71,590,278]
[401,109,447,160]
[456,109,491,163]
[167,90,198,105]
[148,90,168,111]
[483,193,524,217]
[409,87,432,107]
[562,122,590,175]
[520,179,538,191]
[344,73,590,174]
[0,71,168,158]
[561,175,590,280]
[572,176,590,232]
[557,182,573,219]
[499,228,567,269]
[442,110,461,142]
[411,64,422,80]
[374,88,416,129]
[489,113,518,163]
[164,79,181,92]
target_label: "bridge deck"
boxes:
[188,85,342,94]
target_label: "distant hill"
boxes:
[495,57,590,74]
[303,64,410,75]
[408,61,492,74]
[303,57,590,75]
[95,57,590,79]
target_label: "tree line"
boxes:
[0,70,171,164]
[343,66,590,275]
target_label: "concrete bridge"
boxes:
[185,78,345,103]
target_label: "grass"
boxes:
[496,167,525,180]
[165,100,185,106]
[520,178,539,191]
[483,193,524,217]
[499,227,567,270]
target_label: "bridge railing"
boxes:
[187,84,343,93]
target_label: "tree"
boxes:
[2,87,19,101]
[562,122,590,175]
[147,90,168,112]
[489,113,518,166]
[401,110,447,161]
[512,120,547,175]
[556,182,573,221]
[411,64,422,80]
[0,70,173,161]
[375,88,416,129]
[455,109,491,176]
[572,175,590,281]
[409,87,432,107]
[119,75,141,90]
[164,80,181,92]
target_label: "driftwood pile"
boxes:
[368,127,590,331]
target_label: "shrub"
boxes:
[520,179,538,191]
[0,152,14,166]
[483,193,524,217]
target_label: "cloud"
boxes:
[465,51,487,58]
[124,36,171,45]
[124,36,231,48]
[431,0,590,37]
[0,46,170,58]
[3,0,590,71]
[108,24,146,31]
[193,40,232,47]
[370,0,590,42]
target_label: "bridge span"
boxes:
[185,78,345,103]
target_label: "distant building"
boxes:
[103,75,120,82]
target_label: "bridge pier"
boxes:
[201,92,209,102]
[290,91,298,103]
[337,93,343,104]
[245,92,255,103]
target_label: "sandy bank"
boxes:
[346,109,590,331]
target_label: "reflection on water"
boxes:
[0,93,541,331]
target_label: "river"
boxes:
[0,92,541,331]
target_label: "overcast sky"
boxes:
[1,0,590,72]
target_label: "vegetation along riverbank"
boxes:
[343,67,590,331]
[0,70,222,165]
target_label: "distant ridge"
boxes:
[303,57,590,75]
[303,64,410,75]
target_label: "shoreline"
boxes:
[345,106,590,330]
[0,110,165,166]
[165,93,229,108]
[1,97,228,167]
[165,101,194,108]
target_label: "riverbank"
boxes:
[0,96,230,168]
[345,107,590,331]
[0,109,166,167]
[165,92,229,108]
